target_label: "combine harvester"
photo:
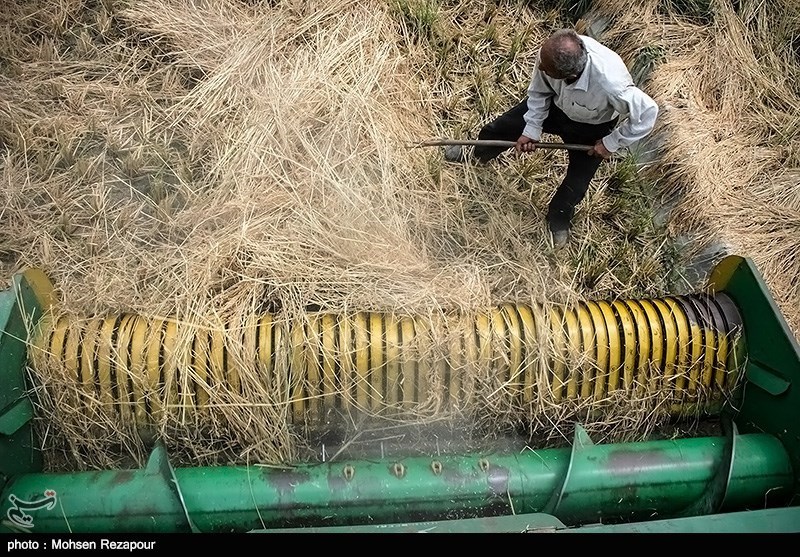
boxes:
[1,255,798,533]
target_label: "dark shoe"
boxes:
[551,228,569,249]
[444,145,466,163]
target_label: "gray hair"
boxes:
[545,29,588,77]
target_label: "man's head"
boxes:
[539,29,587,81]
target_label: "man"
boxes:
[448,29,659,248]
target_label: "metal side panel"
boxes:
[250,513,568,533]
[250,506,800,533]
[569,506,800,533]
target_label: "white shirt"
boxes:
[522,35,659,153]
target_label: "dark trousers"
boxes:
[475,100,617,232]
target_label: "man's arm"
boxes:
[601,85,659,153]
[521,54,555,142]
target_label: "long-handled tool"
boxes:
[411,139,593,152]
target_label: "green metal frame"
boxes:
[708,255,800,499]
[0,270,53,490]
[0,431,792,533]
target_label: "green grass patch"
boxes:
[389,0,442,41]
[659,0,715,24]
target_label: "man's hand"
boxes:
[515,135,538,153]
[588,139,612,159]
